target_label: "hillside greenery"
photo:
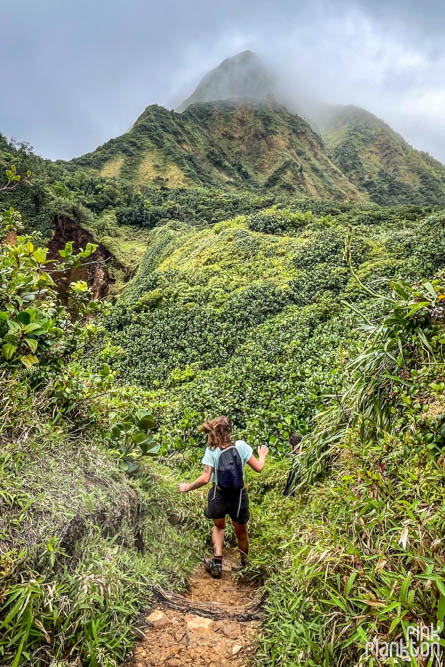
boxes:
[72,102,361,199]
[250,274,445,665]
[319,105,445,206]
[102,203,444,451]
[95,201,444,665]
[1,97,445,666]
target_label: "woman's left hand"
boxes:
[178,483,188,493]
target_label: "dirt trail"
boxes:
[130,549,262,666]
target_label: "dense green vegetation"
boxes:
[318,105,445,206]
[102,204,443,450]
[1,82,445,665]
[96,200,444,665]
[251,275,445,665]
[2,168,445,663]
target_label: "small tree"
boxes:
[0,206,99,372]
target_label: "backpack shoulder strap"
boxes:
[220,444,236,453]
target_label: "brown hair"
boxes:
[200,416,232,450]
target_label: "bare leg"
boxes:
[232,521,249,563]
[212,518,225,557]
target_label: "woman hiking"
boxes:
[178,416,269,579]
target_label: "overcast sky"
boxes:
[2,0,445,161]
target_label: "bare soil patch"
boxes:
[130,549,262,666]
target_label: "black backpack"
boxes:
[217,445,244,491]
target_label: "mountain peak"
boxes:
[176,51,275,112]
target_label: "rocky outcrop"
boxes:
[47,215,121,302]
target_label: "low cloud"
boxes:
[1,0,444,161]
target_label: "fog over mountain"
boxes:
[176,51,276,112]
[1,0,445,161]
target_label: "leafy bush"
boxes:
[0,207,99,371]
[247,207,313,234]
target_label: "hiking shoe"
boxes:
[203,558,222,579]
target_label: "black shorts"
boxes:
[204,486,249,524]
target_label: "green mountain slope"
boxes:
[72,101,361,199]
[103,202,445,444]
[175,51,445,205]
[317,104,445,205]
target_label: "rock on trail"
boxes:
[129,549,262,666]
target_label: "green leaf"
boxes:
[345,571,357,598]
[23,322,44,334]
[17,311,31,325]
[406,301,429,317]
[382,372,411,387]
[111,425,123,438]
[145,443,160,456]
[20,354,38,369]
[389,615,403,634]
[4,333,19,345]
[325,591,348,613]
[417,328,433,353]
[7,320,21,333]
[131,431,150,445]
[33,248,47,263]
[70,280,89,293]
[400,573,411,605]
[121,459,140,475]
[136,412,155,430]
[391,282,410,300]
[24,338,38,353]
[438,595,445,622]
[2,343,17,360]
[424,281,437,300]
[84,242,97,257]
[436,578,445,598]
[356,624,368,642]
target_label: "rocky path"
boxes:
[130,549,262,666]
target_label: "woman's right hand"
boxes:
[258,445,269,459]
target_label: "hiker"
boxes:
[283,432,302,497]
[178,416,269,578]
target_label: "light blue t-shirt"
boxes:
[201,440,253,485]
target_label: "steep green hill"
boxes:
[103,203,445,448]
[5,52,445,214]
[174,51,445,206]
[72,102,361,200]
[317,104,445,205]
[71,93,445,207]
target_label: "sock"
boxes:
[214,556,222,563]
